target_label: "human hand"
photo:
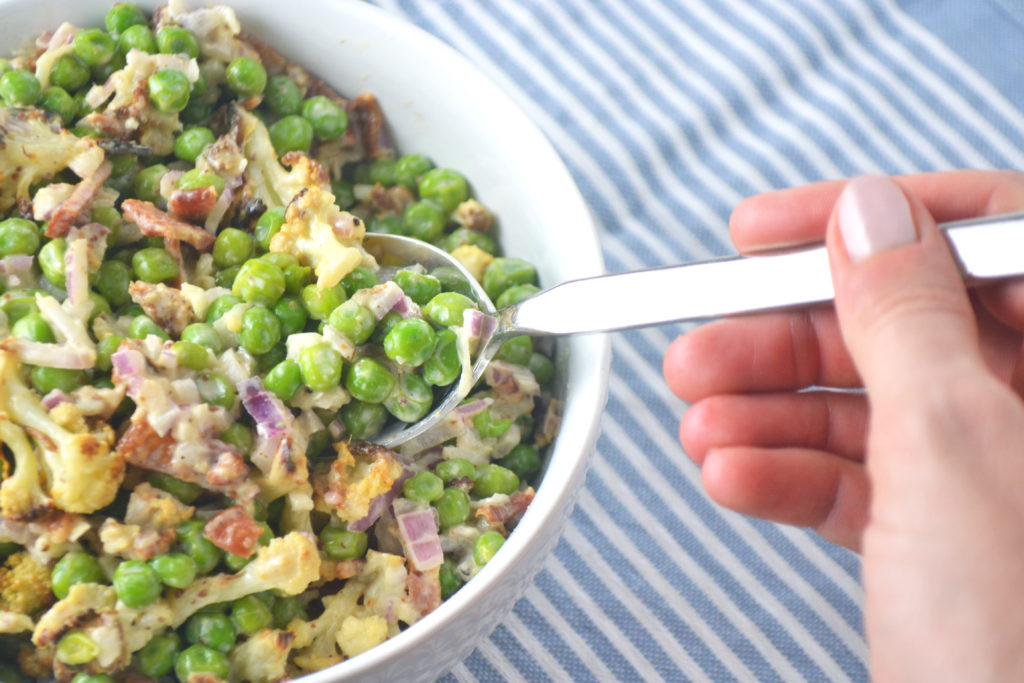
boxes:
[663,171,1024,680]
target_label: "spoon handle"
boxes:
[506,212,1024,336]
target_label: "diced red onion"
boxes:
[63,238,90,309]
[0,255,34,288]
[41,389,71,410]
[454,398,492,419]
[205,175,241,233]
[394,502,443,571]
[397,413,471,458]
[349,468,410,532]
[237,376,292,439]
[158,170,185,203]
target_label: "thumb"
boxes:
[828,175,983,399]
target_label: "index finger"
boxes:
[730,170,1024,254]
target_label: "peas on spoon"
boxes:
[365,213,1024,448]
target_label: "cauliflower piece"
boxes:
[449,244,494,283]
[159,0,242,62]
[337,614,389,658]
[0,609,34,634]
[32,582,116,648]
[170,532,320,627]
[2,294,97,370]
[238,108,310,208]
[291,580,361,671]
[124,482,195,530]
[0,108,105,214]
[227,628,296,683]
[0,512,89,563]
[313,442,404,526]
[0,350,123,514]
[0,552,53,616]
[0,416,51,519]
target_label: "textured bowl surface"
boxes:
[0,0,610,680]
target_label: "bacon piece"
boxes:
[368,182,414,216]
[168,186,219,222]
[121,199,216,251]
[349,92,393,160]
[475,487,536,525]
[44,160,112,238]
[407,566,442,616]
[164,237,186,288]
[128,281,194,337]
[203,506,264,558]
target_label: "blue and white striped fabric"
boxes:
[367,1,1024,680]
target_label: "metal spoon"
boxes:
[366,212,1024,447]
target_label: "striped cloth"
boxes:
[367,1,1024,680]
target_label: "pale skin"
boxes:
[662,171,1024,680]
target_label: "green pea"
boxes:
[341,266,379,297]
[430,265,473,297]
[129,315,170,341]
[49,54,90,93]
[394,270,442,306]
[172,340,210,371]
[149,553,197,589]
[70,673,114,683]
[383,371,433,423]
[256,345,287,374]
[91,261,130,311]
[298,343,342,392]
[497,444,541,481]
[395,153,434,190]
[38,86,78,124]
[176,520,223,574]
[196,371,236,409]
[472,407,513,439]
[443,227,497,255]
[205,294,242,323]
[300,94,348,140]
[368,158,397,187]
[219,422,254,453]
[418,167,468,213]
[319,525,368,560]
[327,299,375,344]
[118,23,156,54]
[300,282,346,320]
[472,464,520,498]
[439,559,462,599]
[210,228,253,270]
[436,458,476,483]
[269,114,313,156]
[264,359,302,401]
[482,257,538,302]
[31,366,82,394]
[284,264,312,295]
[370,312,402,345]
[473,530,505,566]
[0,68,40,105]
[91,205,123,231]
[156,26,199,58]
[86,291,111,323]
[38,238,67,286]
[73,28,116,66]
[345,357,395,404]
[230,595,272,635]
[56,631,98,665]
[423,291,477,328]
[0,218,39,256]
[383,318,436,367]
[178,168,224,196]
[528,352,554,385]
[148,68,191,113]
[179,97,211,124]
[11,312,54,343]
[135,633,179,679]
[113,559,162,607]
[403,471,444,503]
[51,551,105,599]
[174,126,215,162]
[495,335,533,365]
[214,264,240,289]
[369,215,404,235]
[403,200,445,242]
[132,163,169,203]
[181,322,223,353]
[106,3,147,35]
[260,252,299,271]
[339,399,388,440]
[270,595,307,629]
[225,56,267,97]
[185,612,236,653]
[332,178,356,209]
[233,258,286,306]
[148,472,202,504]
[264,74,302,116]
[433,487,471,529]
[175,644,230,682]
[254,206,286,251]
[422,328,460,386]
[2,288,43,323]
[496,283,540,309]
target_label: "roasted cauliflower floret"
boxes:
[170,532,320,626]
[0,416,51,519]
[238,108,309,208]
[0,108,105,214]
[0,551,53,616]
[0,350,123,514]
[228,628,296,683]
[312,442,404,526]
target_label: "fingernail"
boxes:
[836,174,917,262]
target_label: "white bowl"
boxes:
[0,0,610,679]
